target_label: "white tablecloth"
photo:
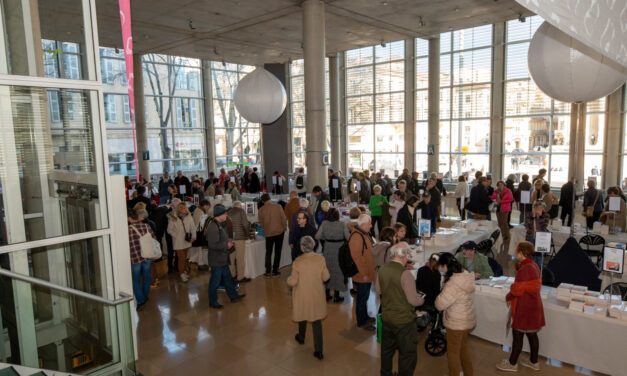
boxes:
[473,287,627,376]
[509,225,627,256]
[244,235,292,279]
[408,221,499,264]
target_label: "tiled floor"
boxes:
[134,261,601,376]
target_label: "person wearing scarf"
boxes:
[496,241,545,372]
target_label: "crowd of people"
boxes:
[124,165,626,375]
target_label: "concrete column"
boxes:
[427,36,440,172]
[404,38,416,172]
[202,60,216,173]
[262,63,290,190]
[303,0,327,189]
[490,23,505,180]
[603,87,624,187]
[329,54,341,171]
[568,103,580,188]
[576,103,587,188]
[338,51,347,173]
[133,53,149,178]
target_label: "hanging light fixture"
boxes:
[234,67,287,124]
[527,22,627,103]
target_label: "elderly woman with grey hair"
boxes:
[287,236,330,360]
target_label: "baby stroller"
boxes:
[416,306,446,357]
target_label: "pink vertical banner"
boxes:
[118,0,139,180]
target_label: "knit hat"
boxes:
[213,204,227,217]
[461,241,477,250]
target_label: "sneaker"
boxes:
[519,359,540,371]
[209,303,224,309]
[496,359,518,372]
[180,273,189,282]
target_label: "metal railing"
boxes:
[0,268,133,306]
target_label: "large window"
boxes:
[42,40,82,80]
[289,59,330,171]
[415,38,429,174]
[346,41,404,177]
[503,17,571,188]
[440,25,493,181]
[211,62,261,171]
[102,49,206,177]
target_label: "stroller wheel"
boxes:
[424,332,447,357]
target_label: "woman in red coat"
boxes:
[491,181,514,253]
[496,241,545,372]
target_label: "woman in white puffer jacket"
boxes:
[435,252,476,376]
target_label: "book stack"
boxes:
[556,283,574,302]
[568,298,586,312]
[609,303,625,319]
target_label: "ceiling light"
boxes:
[417,16,425,27]
[381,41,386,47]
[213,46,219,55]
[518,13,526,22]
[382,1,388,5]
[188,18,196,30]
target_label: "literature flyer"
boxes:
[603,247,625,274]
[534,231,551,253]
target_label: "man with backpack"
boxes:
[348,214,376,331]
[295,167,307,197]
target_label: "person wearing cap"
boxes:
[228,201,250,282]
[258,194,287,277]
[376,242,425,375]
[416,253,442,308]
[455,241,493,280]
[206,204,245,308]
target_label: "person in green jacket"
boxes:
[368,184,389,237]
[455,241,494,280]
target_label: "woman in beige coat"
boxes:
[167,202,196,282]
[435,252,476,376]
[287,236,330,360]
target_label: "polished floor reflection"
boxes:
[135,265,600,376]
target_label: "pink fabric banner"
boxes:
[118,0,139,180]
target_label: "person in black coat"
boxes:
[249,167,261,193]
[559,177,577,227]
[416,254,441,308]
[417,193,437,235]
[174,170,191,197]
[468,177,492,220]
[396,196,420,241]
[426,178,442,222]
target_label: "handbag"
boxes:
[192,215,210,247]
[131,225,162,260]
[584,190,600,217]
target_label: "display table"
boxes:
[473,286,627,376]
[243,234,292,279]
[509,225,627,256]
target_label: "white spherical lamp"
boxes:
[528,22,627,103]
[234,67,287,124]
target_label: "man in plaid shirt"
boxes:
[128,208,158,310]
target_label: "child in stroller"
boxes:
[415,253,446,356]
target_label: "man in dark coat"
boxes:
[468,177,492,220]
[559,177,577,227]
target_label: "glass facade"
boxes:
[439,25,493,181]
[584,98,606,187]
[211,62,261,171]
[345,41,405,177]
[415,38,429,175]
[503,17,572,187]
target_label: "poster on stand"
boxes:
[534,232,551,253]
[609,197,621,212]
[418,219,431,238]
[520,191,531,205]
[603,247,625,274]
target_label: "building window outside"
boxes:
[502,16,571,188]
[211,62,261,172]
[415,38,429,175]
[104,94,117,123]
[42,40,82,79]
[439,25,493,182]
[48,90,61,123]
[346,41,405,177]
